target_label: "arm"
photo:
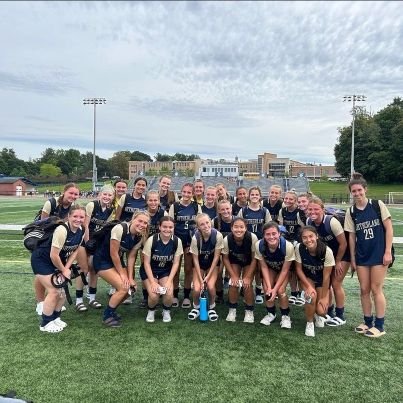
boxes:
[383,218,393,267]
[258,258,273,295]
[334,232,347,275]
[192,253,205,285]
[222,254,239,285]
[203,248,222,283]
[348,232,356,273]
[143,253,159,293]
[126,246,138,289]
[271,261,292,298]
[318,266,332,309]
[166,254,181,291]
[295,261,316,299]
[110,239,129,288]
[242,255,256,289]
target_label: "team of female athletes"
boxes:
[31,173,393,338]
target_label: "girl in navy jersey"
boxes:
[213,200,235,298]
[35,183,80,316]
[237,187,271,304]
[141,217,183,323]
[295,226,335,337]
[222,217,258,323]
[93,211,149,327]
[188,213,224,321]
[110,179,128,220]
[193,179,205,206]
[255,222,295,329]
[202,186,218,220]
[76,185,115,312]
[344,173,393,337]
[216,183,234,204]
[232,186,248,216]
[262,185,283,223]
[297,193,311,225]
[169,183,202,308]
[306,197,348,326]
[158,175,178,212]
[278,190,305,305]
[115,177,147,222]
[31,205,86,333]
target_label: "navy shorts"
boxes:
[304,270,323,289]
[139,264,171,281]
[31,249,58,276]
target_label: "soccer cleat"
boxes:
[314,314,325,328]
[326,316,346,327]
[36,302,44,316]
[243,310,255,323]
[162,310,171,323]
[40,320,63,333]
[255,295,264,304]
[288,295,297,305]
[305,322,315,337]
[226,308,237,322]
[280,315,292,329]
[122,295,132,305]
[146,310,155,323]
[260,313,276,326]
[53,318,67,329]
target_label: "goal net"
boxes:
[388,192,403,204]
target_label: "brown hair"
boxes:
[348,172,367,191]
[58,183,79,206]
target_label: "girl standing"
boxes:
[344,173,393,337]
[115,177,147,222]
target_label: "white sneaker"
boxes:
[108,287,116,296]
[243,310,255,323]
[305,322,315,337]
[314,314,325,328]
[53,317,67,329]
[255,294,264,304]
[146,310,155,323]
[123,296,132,305]
[36,302,44,316]
[162,310,171,323]
[40,320,63,333]
[280,315,292,329]
[326,316,347,327]
[260,313,276,326]
[226,308,237,322]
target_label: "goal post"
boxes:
[388,192,403,204]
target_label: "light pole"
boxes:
[343,95,366,179]
[83,98,106,192]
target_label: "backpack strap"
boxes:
[151,233,159,253]
[279,236,287,257]
[323,215,334,236]
[173,202,180,221]
[49,197,57,216]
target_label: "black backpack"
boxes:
[33,197,57,221]
[85,220,127,255]
[23,216,67,252]
[350,199,395,268]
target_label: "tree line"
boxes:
[335,97,403,183]
[0,148,200,182]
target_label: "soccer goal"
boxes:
[388,192,403,204]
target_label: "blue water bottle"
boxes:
[199,287,208,322]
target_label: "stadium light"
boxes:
[343,95,366,179]
[83,98,107,192]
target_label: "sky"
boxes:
[1,1,402,165]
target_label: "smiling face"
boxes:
[63,186,80,205]
[231,219,247,240]
[350,184,367,204]
[133,180,147,197]
[284,193,297,209]
[159,177,171,192]
[181,185,194,202]
[114,181,127,197]
[236,188,248,204]
[197,214,212,236]
[159,219,174,238]
[218,201,232,219]
[297,196,309,212]
[248,189,261,205]
[205,188,217,205]
[269,187,281,202]
[100,191,114,206]
[263,225,280,248]
[193,181,204,198]
[301,229,318,251]
[147,193,159,212]
[131,213,149,234]
[68,208,85,230]
[307,202,324,223]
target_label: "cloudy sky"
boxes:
[1,1,402,165]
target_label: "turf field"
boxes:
[0,197,402,403]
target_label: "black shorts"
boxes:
[139,264,171,281]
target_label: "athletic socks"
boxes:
[142,288,149,300]
[327,304,335,318]
[266,306,276,315]
[245,304,254,311]
[375,317,385,331]
[41,313,53,327]
[229,302,238,309]
[255,286,262,296]
[103,305,116,321]
[335,307,345,320]
[184,288,191,299]
[162,304,171,311]
[291,291,298,298]
[88,287,97,302]
[53,310,61,320]
[147,305,156,311]
[173,288,179,298]
[364,315,374,328]
[280,308,290,316]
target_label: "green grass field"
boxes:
[0,196,402,402]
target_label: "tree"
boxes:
[109,151,131,179]
[0,148,26,175]
[130,151,152,161]
[40,163,62,177]
[154,153,171,162]
[40,148,58,165]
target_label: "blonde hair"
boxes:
[131,211,150,245]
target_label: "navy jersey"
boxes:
[173,203,198,244]
[202,204,217,220]
[88,201,113,236]
[232,203,244,216]
[120,194,147,222]
[31,224,84,274]
[195,231,217,270]
[306,215,340,256]
[350,203,386,266]
[239,206,269,239]
[262,199,282,223]
[298,244,325,286]
[257,237,287,273]
[93,223,141,271]
[148,235,178,272]
[226,232,255,266]
[213,216,232,238]
[148,208,166,236]
[280,208,302,243]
